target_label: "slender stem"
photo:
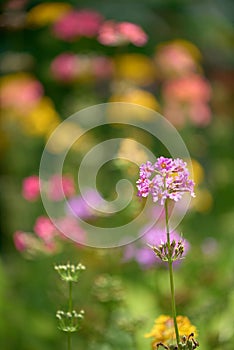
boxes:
[68,281,72,350]
[164,199,180,346]
[69,281,72,311]
[67,331,71,350]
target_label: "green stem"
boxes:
[67,331,71,350]
[68,281,72,350]
[69,281,72,311]
[164,199,180,346]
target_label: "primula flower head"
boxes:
[136,157,195,205]
[145,315,197,347]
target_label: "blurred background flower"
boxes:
[26,2,72,27]
[0,1,233,349]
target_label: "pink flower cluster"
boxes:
[136,157,195,205]
[163,74,212,127]
[14,215,85,255]
[17,174,99,256]
[0,74,43,114]
[47,174,75,201]
[14,220,58,255]
[155,42,198,78]
[154,40,212,127]
[51,53,113,82]
[98,21,147,47]
[22,175,40,201]
[52,8,147,47]
[22,174,75,202]
[53,9,103,40]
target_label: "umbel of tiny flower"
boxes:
[136,157,195,205]
[56,310,85,332]
[54,262,86,282]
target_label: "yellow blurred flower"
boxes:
[118,138,148,163]
[27,2,72,26]
[145,315,197,346]
[108,88,160,124]
[114,54,156,85]
[110,88,159,109]
[45,121,96,155]
[187,159,204,185]
[192,188,213,212]
[22,97,60,136]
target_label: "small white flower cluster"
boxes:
[56,310,85,332]
[55,262,86,282]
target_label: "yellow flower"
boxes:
[109,88,160,117]
[145,315,197,346]
[22,97,60,136]
[114,54,156,85]
[27,2,72,27]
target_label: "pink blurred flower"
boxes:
[14,230,59,255]
[51,53,79,82]
[34,216,56,242]
[0,74,43,113]
[155,43,198,77]
[56,216,85,244]
[163,75,212,127]
[51,53,113,82]
[53,9,103,41]
[98,20,147,47]
[92,56,114,79]
[67,189,103,219]
[22,175,40,201]
[14,231,28,251]
[47,174,75,201]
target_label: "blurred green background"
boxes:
[0,1,234,349]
